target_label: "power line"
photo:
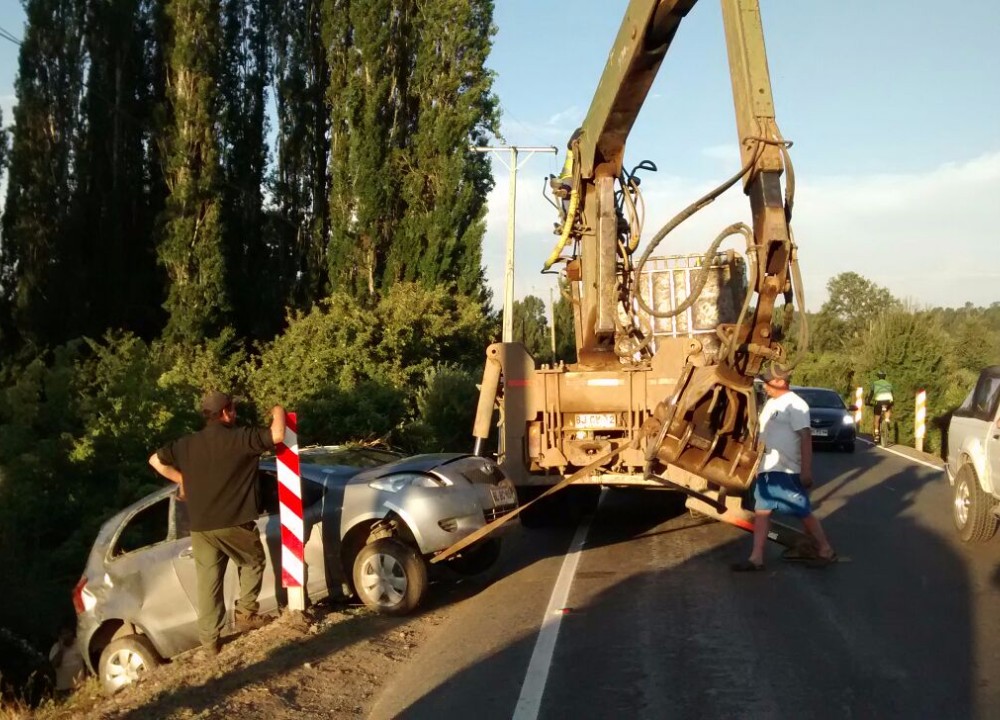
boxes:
[0,25,22,46]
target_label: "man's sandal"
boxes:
[730,560,765,572]
[805,553,838,569]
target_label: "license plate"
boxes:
[811,428,828,437]
[574,413,617,430]
[490,484,518,506]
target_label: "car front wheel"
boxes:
[954,464,998,543]
[98,634,161,695]
[352,537,428,615]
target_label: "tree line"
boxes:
[792,272,999,452]
[0,0,499,350]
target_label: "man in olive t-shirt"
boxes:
[149,391,285,656]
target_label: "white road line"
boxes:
[512,514,593,720]
[858,438,945,472]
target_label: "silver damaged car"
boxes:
[72,448,517,694]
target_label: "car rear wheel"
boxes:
[954,464,998,543]
[353,538,428,615]
[98,634,161,695]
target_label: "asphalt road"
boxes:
[370,442,1000,719]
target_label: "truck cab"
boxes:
[947,365,1000,542]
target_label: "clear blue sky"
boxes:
[484,0,1000,310]
[2,1,998,309]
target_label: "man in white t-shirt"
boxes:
[732,366,837,571]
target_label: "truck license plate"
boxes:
[574,413,617,430]
[491,484,517,506]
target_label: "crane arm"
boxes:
[545,0,805,491]
[576,0,697,182]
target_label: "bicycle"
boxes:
[875,406,893,447]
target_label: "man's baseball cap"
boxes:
[201,390,235,413]
[759,365,791,385]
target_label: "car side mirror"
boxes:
[848,405,859,412]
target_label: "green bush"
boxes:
[248,283,491,441]
[400,365,480,453]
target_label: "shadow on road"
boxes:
[388,445,979,719]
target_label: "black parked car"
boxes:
[793,386,857,453]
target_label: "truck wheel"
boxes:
[352,538,428,615]
[953,465,998,543]
[98,634,161,696]
[447,538,502,576]
[568,486,602,515]
[519,486,600,528]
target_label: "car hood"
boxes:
[808,407,849,422]
[359,453,467,477]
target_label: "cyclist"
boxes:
[866,370,894,442]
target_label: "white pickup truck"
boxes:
[947,366,1000,542]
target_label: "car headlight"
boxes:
[842,415,855,425]
[368,473,452,492]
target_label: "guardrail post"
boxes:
[915,390,926,453]
[277,411,306,611]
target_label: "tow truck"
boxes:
[435,0,812,563]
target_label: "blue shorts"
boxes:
[753,472,812,518]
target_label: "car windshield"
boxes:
[797,389,846,410]
[300,447,401,469]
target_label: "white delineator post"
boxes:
[276,411,305,611]
[854,387,864,426]
[915,390,927,453]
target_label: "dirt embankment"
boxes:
[15,601,445,720]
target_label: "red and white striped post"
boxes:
[854,387,864,426]
[915,390,927,453]
[276,411,305,611]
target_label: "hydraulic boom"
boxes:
[469,0,806,525]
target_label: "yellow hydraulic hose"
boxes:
[543,186,580,271]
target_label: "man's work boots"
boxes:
[232,611,270,634]
[196,639,220,662]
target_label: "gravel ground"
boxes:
[17,599,446,720]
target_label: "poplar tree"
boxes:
[219,0,272,339]
[0,108,7,176]
[0,0,88,347]
[387,0,499,300]
[74,0,165,339]
[158,0,228,342]
[326,0,414,298]
[271,0,331,309]
[0,108,8,346]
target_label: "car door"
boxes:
[258,468,335,606]
[108,493,200,659]
[172,476,284,619]
[986,381,1000,494]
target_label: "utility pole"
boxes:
[472,144,557,342]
